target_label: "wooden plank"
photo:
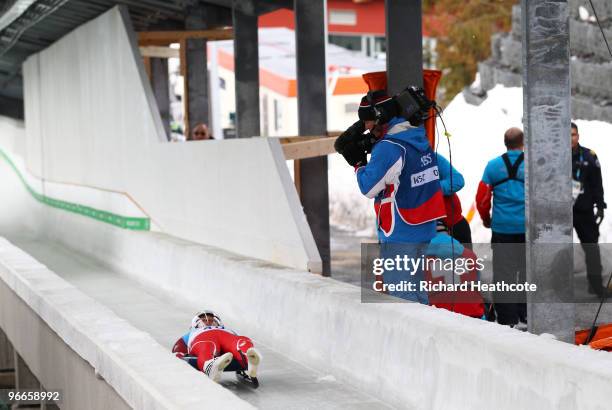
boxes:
[281,136,338,160]
[278,131,342,145]
[137,28,233,46]
[139,46,180,59]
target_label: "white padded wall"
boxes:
[22,6,321,272]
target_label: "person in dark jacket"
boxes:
[572,122,607,297]
[476,127,526,326]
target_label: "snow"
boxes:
[578,5,597,23]
[328,151,376,236]
[329,85,612,243]
[579,6,590,21]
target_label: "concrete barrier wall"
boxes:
[570,0,612,22]
[479,5,612,122]
[21,6,320,273]
[32,196,612,410]
[508,3,612,64]
[0,237,253,410]
[0,272,132,410]
[486,32,612,102]
[5,114,612,408]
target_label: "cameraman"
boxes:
[335,88,446,303]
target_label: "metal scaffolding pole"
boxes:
[184,4,210,137]
[522,0,574,341]
[385,0,423,94]
[150,57,171,140]
[233,0,260,138]
[294,0,330,275]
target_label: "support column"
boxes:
[14,352,41,408]
[0,328,13,371]
[40,401,59,410]
[522,0,574,341]
[385,0,423,94]
[14,353,39,389]
[0,328,14,389]
[184,6,210,138]
[150,57,171,140]
[233,0,260,138]
[294,0,331,276]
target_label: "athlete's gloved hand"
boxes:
[595,206,605,226]
[175,352,186,360]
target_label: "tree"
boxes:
[424,0,515,104]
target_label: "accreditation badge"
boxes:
[572,179,583,203]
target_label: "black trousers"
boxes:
[574,210,603,292]
[450,217,473,249]
[491,231,527,325]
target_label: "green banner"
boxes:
[0,149,150,231]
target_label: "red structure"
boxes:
[259,0,448,40]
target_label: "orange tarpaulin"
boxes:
[361,70,442,148]
[575,323,612,351]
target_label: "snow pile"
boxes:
[329,85,612,243]
[328,152,376,236]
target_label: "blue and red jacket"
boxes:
[356,117,446,243]
[476,149,525,234]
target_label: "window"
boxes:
[345,103,358,114]
[374,36,387,54]
[329,9,357,26]
[329,34,362,52]
[273,99,282,132]
[261,94,269,137]
[219,77,226,90]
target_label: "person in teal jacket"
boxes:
[475,127,526,326]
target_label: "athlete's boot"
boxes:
[203,352,233,382]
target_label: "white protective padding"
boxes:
[21,6,321,273]
[0,237,254,410]
[0,115,24,155]
[32,201,612,410]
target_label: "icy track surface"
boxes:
[5,234,392,410]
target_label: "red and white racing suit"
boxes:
[172,326,253,371]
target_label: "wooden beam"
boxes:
[281,136,338,160]
[137,28,233,46]
[278,131,341,144]
[139,46,180,59]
